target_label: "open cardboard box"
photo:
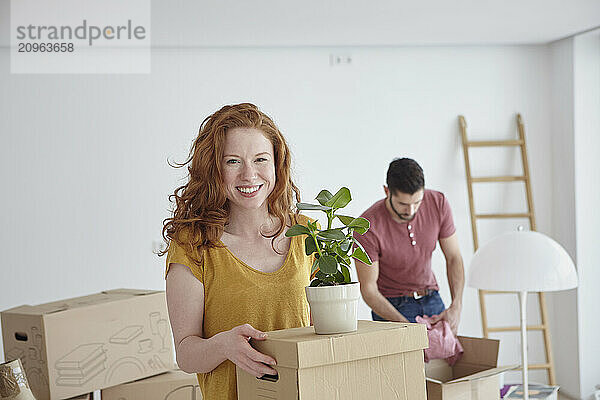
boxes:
[237,320,429,400]
[425,336,517,400]
[1,289,174,400]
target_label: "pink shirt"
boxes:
[416,315,463,365]
[354,189,456,297]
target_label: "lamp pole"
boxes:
[519,290,529,400]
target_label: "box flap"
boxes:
[101,289,160,296]
[1,305,38,315]
[446,365,518,383]
[425,359,454,383]
[425,337,512,385]
[2,302,72,315]
[252,320,428,369]
[1,289,162,315]
[426,377,444,384]
[113,369,193,386]
[456,336,499,368]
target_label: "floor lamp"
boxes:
[468,230,577,400]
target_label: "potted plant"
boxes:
[285,187,372,334]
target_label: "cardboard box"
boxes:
[66,394,92,400]
[101,369,201,400]
[1,289,174,400]
[425,336,516,400]
[236,320,429,400]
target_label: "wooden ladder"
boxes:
[458,114,556,385]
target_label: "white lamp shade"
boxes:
[468,231,578,292]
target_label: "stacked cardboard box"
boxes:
[1,289,174,400]
[237,320,429,400]
[101,369,200,400]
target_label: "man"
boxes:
[354,158,464,334]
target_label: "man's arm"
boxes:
[430,233,464,334]
[355,259,409,323]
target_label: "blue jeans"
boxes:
[372,291,445,323]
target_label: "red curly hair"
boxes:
[160,103,300,265]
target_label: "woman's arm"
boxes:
[166,263,278,377]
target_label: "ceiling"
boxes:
[1,0,599,47]
[150,0,600,47]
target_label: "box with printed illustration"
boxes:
[101,369,201,400]
[1,289,174,400]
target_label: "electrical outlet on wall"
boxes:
[329,53,352,66]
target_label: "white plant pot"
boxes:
[305,282,361,334]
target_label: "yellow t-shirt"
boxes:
[165,214,314,400]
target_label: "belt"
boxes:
[398,289,435,299]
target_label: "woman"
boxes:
[161,103,314,400]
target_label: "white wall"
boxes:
[0,44,562,387]
[573,29,600,400]
[548,36,581,398]
[548,29,600,400]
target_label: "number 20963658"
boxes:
[18,42,74,52]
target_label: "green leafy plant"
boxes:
[285,187,373,287]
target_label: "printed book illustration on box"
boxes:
[55,343,107,386]
[52,312,170,387]
[109,326,143,344]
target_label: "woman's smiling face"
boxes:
[221,127,276,212]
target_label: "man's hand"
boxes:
[429,304,461,335]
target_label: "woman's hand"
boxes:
[215,324,277,378]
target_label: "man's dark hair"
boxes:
[386,158,425,195]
